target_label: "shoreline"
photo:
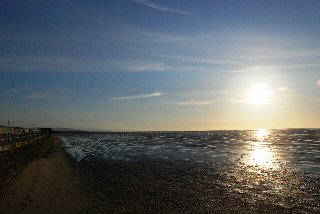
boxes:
[1,134,319,213]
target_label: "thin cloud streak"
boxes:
[132,0,190,15]
[126,62,166,72]
[112,92,163,100]
[228,64,320,73]
[24,88,68,100]
[277,86,287,92]
[161,54,246,66]
[171,100,217,106]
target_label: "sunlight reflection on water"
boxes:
[248,144,274,168]
[225,129,314,208]
[255,128,268,140]
[245,129,280,169]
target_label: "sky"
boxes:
[0,0,319,131]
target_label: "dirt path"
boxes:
[0,137,88,214]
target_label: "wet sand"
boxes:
[0,136,88,214]
[75,156,319,213]
[1,134,319,213]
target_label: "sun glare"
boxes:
[248,84,270,106]
[246,130,279,169]
[248,145,273,168]
[255,129,269,140]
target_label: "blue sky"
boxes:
[1,0,319,130]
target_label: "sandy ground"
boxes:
[0,137,88,214]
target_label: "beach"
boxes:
[0,136,290,213]
[2,0,320,212]
[74,158,298,213]
[0,136,88,214]
[1,130,319,213]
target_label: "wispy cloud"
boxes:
[228,63,320,73]
[125,61,216,73]
[227,65,278,73]
[277,86,287,92]
[161,55,246,66]
[126,62,167,72]
[132,0,190,15]
[112,91,163,100]
[317,80,320,86]
[171,100,217,106]
[24,88,68,100]
[140,31,193,43]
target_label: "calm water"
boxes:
[58,129,320,210]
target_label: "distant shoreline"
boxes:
[54,127,320,134]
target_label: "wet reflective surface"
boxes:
[58,129,320,211]
[59,129,320,176]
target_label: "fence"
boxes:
[0,129,51,152]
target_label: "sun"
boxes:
[248,84,270,106]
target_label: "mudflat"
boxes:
[1,133,319,213]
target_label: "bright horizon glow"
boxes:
[248,84,271,106]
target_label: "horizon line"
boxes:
[52,127,320,133]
